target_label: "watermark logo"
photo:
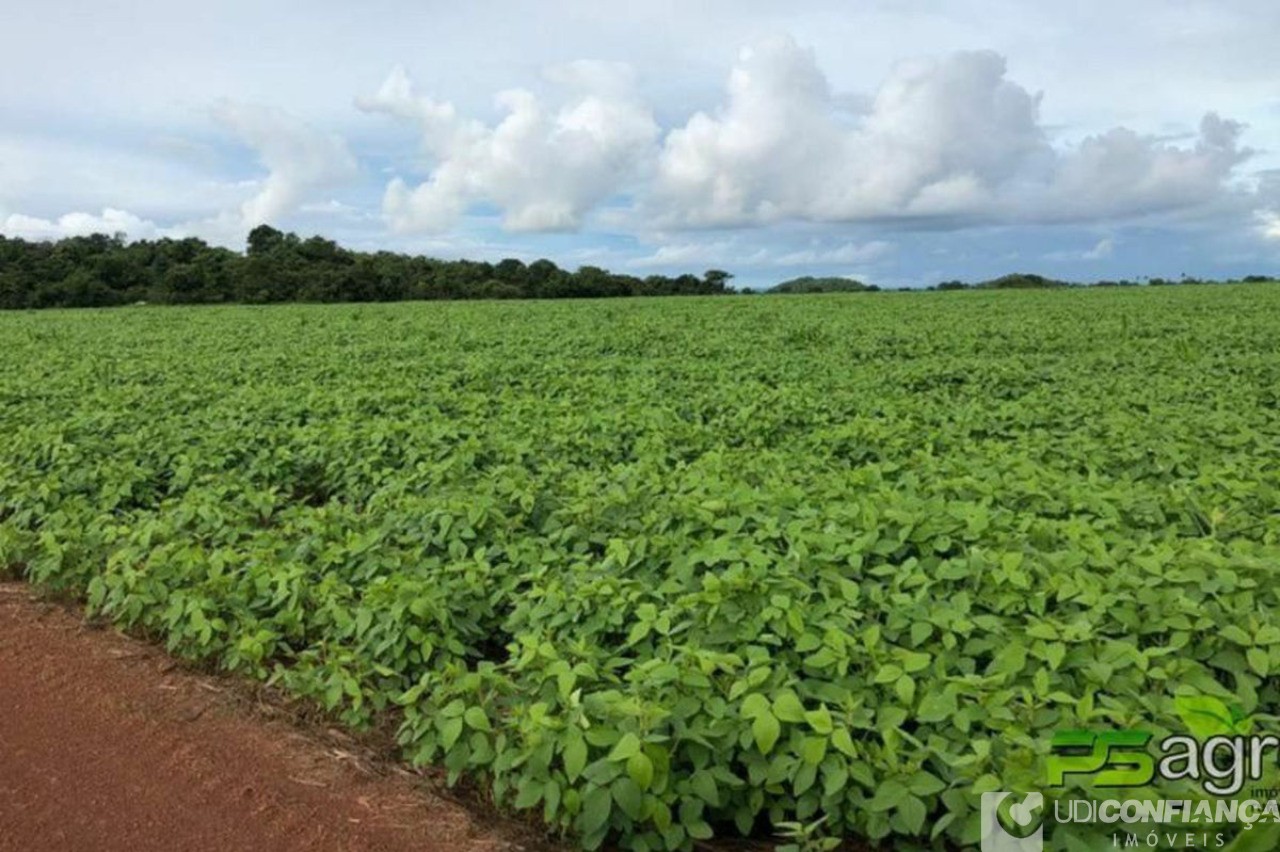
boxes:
[1047,728,1280,796]
[1048,731,1154,787]
[975,695,1280,849]
[981,792,1045,852]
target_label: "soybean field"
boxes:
[2,285,1279,850]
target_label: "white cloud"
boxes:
[1033,113,1250,221]
[1258,211,1280,241]
[3,8,1277,283]
[0,132,243,222]
[651,36,1253,228]
[630,240,758,268]
[1,208,167,241]
[358,63,658,232]
[774,239,894,266]
[1084,237,1115,259]
[347,36,1257,235]
[211,101,359,228]
[1044,235,1116,262]
[1252,171,1280,241]
[628,234,893,270]
[0,206,258,248]
[651,40,1045,225]
[1,104,359,247]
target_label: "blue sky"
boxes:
[2,0,1278,288]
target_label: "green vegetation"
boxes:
[975,273,1069,289]
[0,226,733,308]
[767,277,878,294]
[934,273,1277,291]
[2,287,1279,850]
[932,273,1068,290]
[5,228,1273,310]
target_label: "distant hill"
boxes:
[931,273,1071,290]
[976,273,1069,289]
[767,276,879,293]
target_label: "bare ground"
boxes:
[0,582,556,852]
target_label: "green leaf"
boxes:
[773,689,807,723]
[918,689,957,723]
[1221,625,1253,646]
[463,706,492,732]
[910,621,933,645]
[543,779,562,820]
[874,664,904,684]
[1256,626,1280,645]
[831,728,857,758]
[514,779,543,809]
[580,786,613,835]
[563,732,589,780]
[1026,622,1059,640]
[1033,668,1050,697]
[1175,694,1236,738]
[612,777,644,820]
[690,770,719,806]
[987,644,1027,677]
[753,710,782,754]
[800,735,828,766]
[741,693,772,719]
[609,732,642,762]
[687,820,713,840]
[1248,648,1270,677]
[440,717,464,750]
[898,794,927,834]
[805,705,834,735]
[908,770,946,796]
[895,674,916,706]
[627,751,654,790]
[867,779,908,812]
[899,651,930,673]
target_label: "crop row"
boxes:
[3,288,1279,849]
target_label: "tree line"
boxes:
[0,225,736,309]
[929,272,1277,290]
[1,226,1273,309]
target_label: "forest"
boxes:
[1,226,1274,310]
[0,225,735,309]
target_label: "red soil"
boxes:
[0,583,546,852]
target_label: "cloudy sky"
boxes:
[3,0,1278,287]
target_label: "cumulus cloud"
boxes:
[211,101,358,228]
[2,33,1267,265]
[358,63,658,232]
[1,103,360,246]
[1253,171,1280,241]
[1034,113,1250,221]
[629,235,893,270]
[651,36,1252,227]
[0,205,259,247]
[1259,211,1280,240]
[1,208,167,241]
[351,37,1255,235]
[654,40,1049,225]
[774,240,895,265]
[630,240,765,268]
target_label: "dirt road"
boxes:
[0,583,543,852]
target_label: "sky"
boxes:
[2,0,1279,289]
